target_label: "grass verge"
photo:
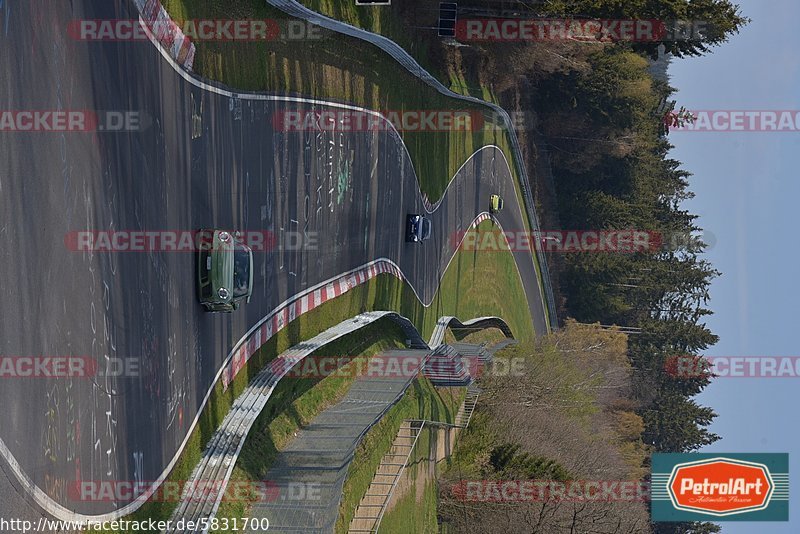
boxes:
[378,477,438,534]
[294,0,444,84]
[443,326,508,346]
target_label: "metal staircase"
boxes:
[348,420,426,533]
[454,384,481,429]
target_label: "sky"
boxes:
[667,0,799,531]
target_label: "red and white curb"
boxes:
[472,212,492,227]
[222,259,405,389]
[221,212,502,391]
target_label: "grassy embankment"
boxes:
[213,317,408,528]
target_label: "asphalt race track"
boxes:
[0,0,547,521]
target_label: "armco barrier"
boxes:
[167,311,508,532]
[428,315,514,348]
[167,311,425,533]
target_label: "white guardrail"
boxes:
[166,312,510,532]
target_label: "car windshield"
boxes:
[422,219,432,239]
[232,245,251,298]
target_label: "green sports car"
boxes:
[197,229,254,312]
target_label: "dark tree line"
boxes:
[512,2,748,533]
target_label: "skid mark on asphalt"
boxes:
[190,93,203,139]
[363,192,370,250]
[39,26,96,506]
[2,0,10,38]
[260,204,268,280]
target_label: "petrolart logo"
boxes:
[652,453,789,521]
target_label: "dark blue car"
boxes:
[406,214,432,243]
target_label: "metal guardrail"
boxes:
[428,315,514,348]
[167,312,505,532]
[267,0,559,331]
[255,352,430,534]
[166,311,424,533]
